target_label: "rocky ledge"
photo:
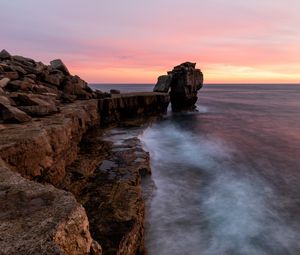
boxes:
[0,50,204,254]
[0,50,170,255]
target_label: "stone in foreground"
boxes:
[0,159,100,255]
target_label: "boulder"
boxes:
[25,74,37,80]
[0,49,11,60]
[3,72,19,80]
[153,74,172,92]
[11,93,59,117]
[0,51,95,105]
[9,64,27,75]
[5,80,32,91]
[0,78,10,88]
[31,84,58,95]
[50,59,70,75]
[62,77,92,100]
[13,55,35,66]
[0,96,31,123]
[42,73,62,86]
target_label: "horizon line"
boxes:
[89,82,300,85]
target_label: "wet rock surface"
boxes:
[61,125,153,255]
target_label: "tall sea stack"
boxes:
[153,62,204,111]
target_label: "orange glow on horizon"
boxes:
[70,63,300,84]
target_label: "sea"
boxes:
[92,84,300,255]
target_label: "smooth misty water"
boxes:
[94,84,300,255]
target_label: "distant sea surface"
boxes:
[94,84,300,255]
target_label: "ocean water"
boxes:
[94,84,300,255]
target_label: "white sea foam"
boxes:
[140,121,300,255]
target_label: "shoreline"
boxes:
[0,95,169,255]
[0,51,203,254]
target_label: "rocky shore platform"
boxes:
[0,50,170,255]
[0,50,203,255]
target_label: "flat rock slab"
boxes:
[0,159,94,255]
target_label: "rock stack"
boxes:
[0,49,106,123]
[153,62,204,111]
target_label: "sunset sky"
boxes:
[2,0,300,83]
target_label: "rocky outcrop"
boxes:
[154,62,204,110]
[0,158,99,255]
[153,75,172,93]
[0,95,32,123]
[0,51,171,255]
[0,100,100,185]
[0,50,99,123]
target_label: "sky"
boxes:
[1,0,300,83]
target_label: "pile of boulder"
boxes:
[153,62,204,110]
[0,49,106,123]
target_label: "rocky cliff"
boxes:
[0,50,170,255]
[153,62,204,110]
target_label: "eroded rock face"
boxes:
[153,62,204,110]
[99,92,170,125]
[50,59,71,75]
[153,75,172,93]
[0,51,171,255]
[11,93,60,117]
[0,95,32,123]
[0,100,100,184]
[62,127,152,255]
[0,159,99,255]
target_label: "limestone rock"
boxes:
[50,59,70,75]
[0,78,10,88]
[153,74,172,92]
[11,93,59,117]
[9,63,27,75]
[155,62,204,111]
[32,84,59,95]
[0,51,96,104]
[60,93,76,103]
[3,71,19,80]
[5,80,33,91]
[0,100,100,183]
[0,49,11,60]
[0,159,99,255]
[13,55,36,65]
[43,73,62,86]
[63,77,91,100]
[0,96,32,123]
